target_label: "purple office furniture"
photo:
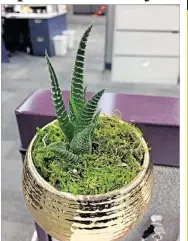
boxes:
[15,89,179,241]
[115,94,179,167]
[2,39,9,63]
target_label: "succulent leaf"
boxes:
[93,109,101,124]
[70,124,95,155]
[91,109,101,137]
[83,85,87,103]
[69,100,77,125]
[46,141,78,163]
[75,89,105,133]
[69,23,93,120]
[45,52,74,142]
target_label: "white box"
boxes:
[53,35,68,56]
[63,30,76,50]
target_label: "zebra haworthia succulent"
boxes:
[45,23,105,161]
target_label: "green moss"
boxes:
[32,115,146,195]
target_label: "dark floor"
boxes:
[2,15,179,241]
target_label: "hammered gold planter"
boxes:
[23,120,153,241]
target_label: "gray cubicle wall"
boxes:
[73,5,106,14]
[104,5,115,70]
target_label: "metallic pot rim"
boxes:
[26,116,150,202]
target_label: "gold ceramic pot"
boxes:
[22,120,153,241]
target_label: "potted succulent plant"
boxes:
[23,23,153,241]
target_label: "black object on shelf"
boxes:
[4,6,14,13]
[2,18,33,54]
[30,6,47,13]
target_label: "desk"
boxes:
[4,12,66,19]
[3,12,67,56]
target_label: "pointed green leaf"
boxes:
[93,109,101,123]
[75,89,105,133]
[69,100,76,125]
[70,23,93,115]
[83,85,87,103]
[45,52,74,142]
[46,141,78,163]
[91,109,101,137]
[70,124,94,155]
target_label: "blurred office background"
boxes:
[2,4,179,96]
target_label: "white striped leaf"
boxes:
[45,52,74,142]
[69,23,93,121]
[70,124,94,155]
[47,141,78,163]
[75,89,105,133]
[83,85,87,103]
